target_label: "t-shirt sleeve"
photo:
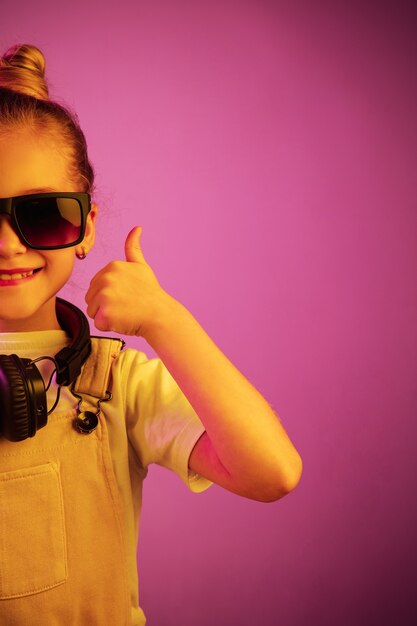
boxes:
[117,348,213,493]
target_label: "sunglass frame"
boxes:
[0,192,91,250]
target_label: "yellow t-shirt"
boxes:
[0,330,212,625]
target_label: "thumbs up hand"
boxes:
[85,227,174,338]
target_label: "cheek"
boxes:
[45,251,76,279]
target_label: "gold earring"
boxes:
[76,247,87,260]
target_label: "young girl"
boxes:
[0,43,302,625]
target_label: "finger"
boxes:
[85,293,100,320]
[84,262,116,306]
[125,226,146,263]
[85,279,102,319]
[84,275,102,308]
[92,307,112,332]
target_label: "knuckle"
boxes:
[96,287,113,304]
[108,260,123,272]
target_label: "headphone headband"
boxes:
[54,298,92,386]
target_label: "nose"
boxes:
[0,216,28,257]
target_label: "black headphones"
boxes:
[0,298,91,442]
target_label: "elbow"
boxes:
[263,453,303,503]
[285,452,303,493]
[230,450,303,503]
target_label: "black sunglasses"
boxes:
[0,192,91,250]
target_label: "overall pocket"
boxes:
[0,461,68,599]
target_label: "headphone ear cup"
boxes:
[0,355,48,442]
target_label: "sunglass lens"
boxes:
[15,197,82,248]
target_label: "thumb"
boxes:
[125,226,146,263]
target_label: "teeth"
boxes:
[0,271,34,280]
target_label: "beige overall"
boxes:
[0,338,131,625]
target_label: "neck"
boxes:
[0,297,61,332]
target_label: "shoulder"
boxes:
[90,336,148,368]
[89,336,167,384]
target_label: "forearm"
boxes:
[143,294,302,492]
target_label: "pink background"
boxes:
[2,1,416,624]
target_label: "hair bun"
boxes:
[0,43,49,99]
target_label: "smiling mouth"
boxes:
[0,268,43,281]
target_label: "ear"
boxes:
[76,202,97,255]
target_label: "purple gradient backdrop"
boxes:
[2,1,416,624]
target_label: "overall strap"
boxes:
[72,336,125,398]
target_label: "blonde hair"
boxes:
[0,43,95,195]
